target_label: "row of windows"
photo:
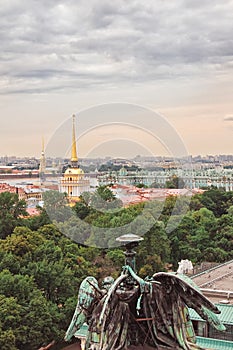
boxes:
[192,321,233,342]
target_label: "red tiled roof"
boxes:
[113,185,195,206]
[0,183,18,193]
[26,208,40,216]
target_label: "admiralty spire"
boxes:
[59,115,90,201]
[71,114,78,167]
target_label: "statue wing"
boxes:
[64,276,100,341]
[141,272,226,349]
[169,272,226,332]
[152,272,225,331]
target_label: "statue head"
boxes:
[102,276,114,291]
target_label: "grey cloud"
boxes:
[224,116,233,122]
[0,0,233,94]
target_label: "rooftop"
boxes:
[196,336,233,350]
[189,303,233,325]
[192,260,233,304]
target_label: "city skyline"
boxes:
[1,153,233,163]
[0,1,233,157]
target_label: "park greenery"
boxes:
[0,186,232,349]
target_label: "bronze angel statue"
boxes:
[64,235,225,350]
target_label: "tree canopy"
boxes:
[0,187,232,348]
[0,192,27,239]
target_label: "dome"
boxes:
[64,167,84,175]
[119,167,128,176]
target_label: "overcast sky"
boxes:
[0,0,233,158]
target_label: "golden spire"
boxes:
[71,114,78,166]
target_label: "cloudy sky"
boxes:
[0,0,233,158]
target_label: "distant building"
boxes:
[0,183,26,200]
[189,303,233,342]
[0,182,44,214]
[191,260,233,305]
[188,260,233,345]
[110,184,194,206]
[59,115,90,201]
[39,137,46,178]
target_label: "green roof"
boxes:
[75,326,233,349]
[189,304,233,325]
[196,336,233,350]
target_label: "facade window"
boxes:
[208,324,233,341]
[192,321,207,337]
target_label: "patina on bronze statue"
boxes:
[62,344,167,350]
[61,343,164,350]
[64,234,225,350]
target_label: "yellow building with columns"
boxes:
[59,115,90,201]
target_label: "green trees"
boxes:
[198,188,233,217]
[25,207,51,230]
[0,269,61,349]
[43,187,233,268]
[0,223,100,349]
[0,187,232,348]
[0,294,20,350]
[73,200,90,220]
[165,175,185,189]
[0,192,27,239]
[89,185,123,212]
[166,192,233,267]
[0,226,45,258]
[137,221,170,276]
[43,190,72,222]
